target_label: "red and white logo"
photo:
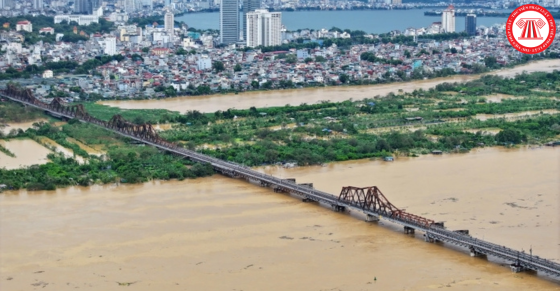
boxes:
[506,4,556,54]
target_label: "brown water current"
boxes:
[99,59,560,113]
[1,147,559,290]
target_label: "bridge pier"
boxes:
[510,263,527,273]
[424,234,434,242]
[332,204,346,212]
[260,181,269,187]
[404,226,415,234]
[469,246,486,257]
[302,197,317,203]
[365,214,379,222]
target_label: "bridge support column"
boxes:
[469,246,485,257]
[332,205,345,212]
[260,181,269,187]
[424,234,434,243]
[510,263,526,273]
[302,197,316,203]
[404,226,415,234]
[365,214,379,222]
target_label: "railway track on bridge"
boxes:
[2,84,559,279]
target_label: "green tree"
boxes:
[315,56,326,62]
[495,128,525,144]
[484,56,498,68]
[234,63,242,72]
[213,61,225,72]
[339,74,349,83]
[285,54,297,64]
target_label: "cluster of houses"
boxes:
[1,18,559,100]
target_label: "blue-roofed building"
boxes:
[187,32,201,40]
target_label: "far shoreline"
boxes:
[98,58,560,113]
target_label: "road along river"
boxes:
[1,147,558,290]
[99,59,560,113]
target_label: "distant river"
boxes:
[176,9,510,34]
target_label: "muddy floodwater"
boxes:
[0,139,51,169]
[1,147,559,290]
[99,59,560,113]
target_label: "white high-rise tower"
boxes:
[246,9,282,48]
[442,5,455,33]
[164,9,174,41]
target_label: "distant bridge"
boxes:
[2,84,559,278]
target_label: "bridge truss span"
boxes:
[1,84,559,278]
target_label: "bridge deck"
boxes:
[2,90,559,278]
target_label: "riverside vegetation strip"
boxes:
[0,71,559,190]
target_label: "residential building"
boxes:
[33,0,43,10]
[74,0,99,14]
[164,9,174,40]
[42,70,53,78]
[243,0,261,40]
[39,27,55,34]
[246,9,282,48]
[220,0,239,44]
[296,49,309,59]
[143,0,153,9]
[54,15,99,26]
[442,5,455,33]
[0,0,13,9]
[197,55,212,70]
[465,14,477,36]
[103,36,117,55]
[16,21,32,32]
[124,0,138,12]
[391,0,401,4]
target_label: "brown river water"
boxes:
[1,147,559,290]
[99,59,560,113]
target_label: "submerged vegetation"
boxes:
[0,70,559,190]
[0,121,214,191]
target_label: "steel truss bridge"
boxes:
[2,84,559,278]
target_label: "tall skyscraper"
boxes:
[165,0,171,7]
[74,0,90,13]
[465,14,477,36]
[246,9,281,48]
[74,0,99,14]
[164,9,174,40]
[220,0,239,44]
[242,0,260,40]
[33,0,43,10]
[124,0,137,12]
[143,0,153,9]
[442,5,455,33]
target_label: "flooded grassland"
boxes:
[1,147,558,291]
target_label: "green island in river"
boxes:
[1,70,559,191]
